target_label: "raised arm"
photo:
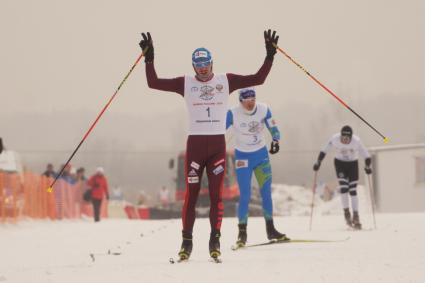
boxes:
[227,30,279,94]
[140,32,185,96]
[146,63,184,95]
[227,60,272,93]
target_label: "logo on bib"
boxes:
[215,84,223,92]
[191,86,199,92]
[199,85,215,101]
[248,121,260,133]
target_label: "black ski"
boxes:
[169,257,222,264]
[231,237,350,250]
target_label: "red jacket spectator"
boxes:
[87,168,109,200]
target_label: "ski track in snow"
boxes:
[1,213,424,283]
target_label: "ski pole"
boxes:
[309,171,318,231]
[366,173,377,229]
[272,43,389,144]
[47,52,145,193]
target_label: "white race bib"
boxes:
[184,74,229,135]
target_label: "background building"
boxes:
[369,143,425,212]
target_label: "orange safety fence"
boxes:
[0,171,20,223]
[0,170,108,222]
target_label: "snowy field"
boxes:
[1,213,424,283]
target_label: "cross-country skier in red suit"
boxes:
[139,30,279,261]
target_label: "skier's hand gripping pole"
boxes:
[264,29,279,60]
[47,52,145,193]
[272,42,389,144]
[139,32,154,63]
[269,140,280,154]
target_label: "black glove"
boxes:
[365,157,372,174]
[269,140,279,154]
[365,166,372,175]
[139,32,154,63]
[264,29,279,60]
[313,161,321,171]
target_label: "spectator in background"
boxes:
[75,167,88,216]
[87,167,109,222]
[76,167,87,182]
[60,164,76,184]
[43,163,57,178]
[70,167,77,182]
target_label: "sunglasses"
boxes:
[193,60,212,68]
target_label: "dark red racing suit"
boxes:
[145,58,273,234]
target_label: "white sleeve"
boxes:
[321,136,334,154]
[357,139,370,159]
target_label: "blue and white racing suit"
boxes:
[226,103,280,224]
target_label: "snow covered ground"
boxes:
[271,184,370,217]
[1,212,424,283]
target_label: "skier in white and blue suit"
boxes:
[226,88,289,247]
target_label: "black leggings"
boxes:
[92,199,102,222]
[334,159,359,195]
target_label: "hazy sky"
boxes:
[2,0,424,148]
[1,0,425,193]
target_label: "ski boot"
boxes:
[352,211,362,230]
[344,208,352,227]
[209,230,221,259]
[178,231,193,261]
[266,219,290,242]
[236,223,247,248]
